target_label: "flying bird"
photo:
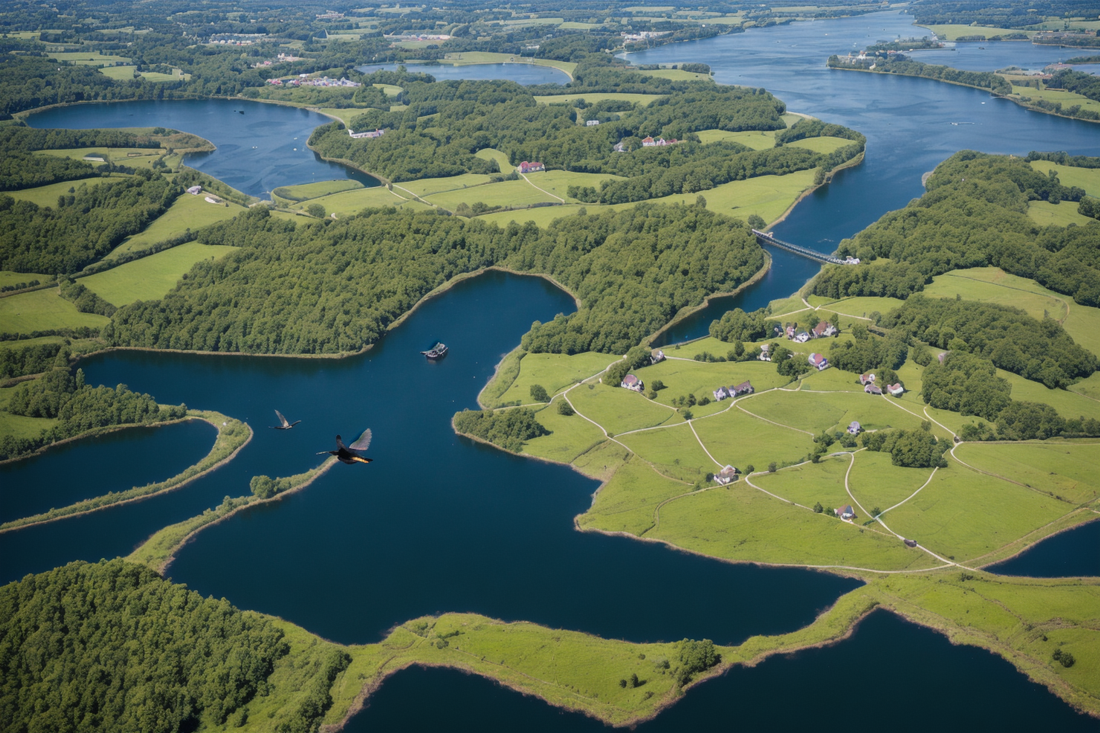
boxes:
[319,429,373,464]
[271,410,301,430]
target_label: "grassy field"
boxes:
[492,351,616,406]
[0,288,110,335]
[787,136,853,154]
[579,455,692,535]
[954,440,1100,506]
[883,467,1072,563]
[1029,160,1100,197]
[567,382,682,436]
[273,179,363,202]
[6,176,124,208]
[694,129,776,149]
[618,422,720,482]
[442,52,577,78]
[922,267,1070,322]
[37,147,167,170]
[47,50,131,66]
[304,186,431,216]
[315,108,361,126]
[1010,84,1100,116]
[1028,200,1094,227]
[737,389,925,435]
[848,450,936,513]
[398,172,494,198]
[1069,371,1100,401]
[639,68,712,82]
[751,454,852,511]
[374,83,403,96]
[0,386,58,441]
[0,271,50,289]
[533,93,664,107]
[691,406,816,471]
[82,242,237,306]
[426,178,559,211]
[1000,369,1100,422]
[474,148,512,173]
[476,204,588,228]
[106,194,246,260]
[921,24,1036,40]
[523,402,608,465]
[524,170,623,202]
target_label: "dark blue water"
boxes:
[987,520,1100,578]
[907,42,1074,72]
[629,11,1100,342]
[346,611,1097,733]
[25,99,381,198]
[358,62,570,85]
[0,419,213,524]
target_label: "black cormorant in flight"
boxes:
[319,430,373,464]
[272,410,301,430]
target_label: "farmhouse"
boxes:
[713,386,730,401]
[808,353,828,371]
[586,119,600,126]
[518,161,546,174]
[186,185,202,195]
[847,421,862,435]
[812,321,837,338]
[621,374,644,392]
[349,128,385,139]
[865,383,883,395]
[794,331,810,343]
[859,373,876,385]
[837,505,856,521]
[714,465,739,485]
[758,344,771,362]
[650,349,666,365]
[731,381,753,397]
[887,383,905,396]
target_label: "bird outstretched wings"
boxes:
[349,428,372,451]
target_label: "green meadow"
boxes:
[1028,160,1100,197]
[787,136,852,154]
[301,186,429,216]
[578,455,690,536]
[7,176,125,209]
[1001,370,1100,422]
[83,242,237,306]
[691,406,815,470]
[1028,200,1095,227]
[922,267,1070,322]
[618,422,720,482]
[523,402,608,465]
[0,386,58,440]
[737,389,925,435]
[1010,84,1100,116]
[427,178,559,210]
[106,194,245,259]
[923,24,1036,40]
[398,172,494,198]
[1070,371,1100,400]
[0,271,49,289]
[954,440,1100,506]
[491,351,616,406]
[694,129,777,149]
[751,454,852,510]
[47,50,130,66]
[525,170,623,202]
[474,147,513,173]
[567,383,681,436]
[848,450,936,513]
[533,93,664,107]
[470,204,589,228]
[0,288,110,335]
[273,179,363,203]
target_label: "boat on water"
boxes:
[422,342,448,359]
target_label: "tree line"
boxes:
[827,55,1012,95]
[452,407,550,452]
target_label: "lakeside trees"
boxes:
[453,407,549,451]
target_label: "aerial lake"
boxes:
[6,9,1100,731]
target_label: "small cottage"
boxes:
[713,385,730,401]
[859,373,876,385]
[795,331,811,343]
[621,374,644,392]
[864,383,883,395]
[808,353,828,371]
[812,321,837,338]
[887,383,905,396]
[650,349,666,365]
[187,185,203,195]
[847,421,862,435]
[758,344,771,362]
[715,465,739,485]
[837,505,856,521]
[731,381,754,397]
[517,161,545,174]
[586,119,600,126]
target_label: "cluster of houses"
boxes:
[348,128,385,139]
[266,76,362,88]
[785,320,838,344]
[253,53,303,68]
[622,31,670,42]
[383,33,452,42]
[859,373,904,396]
[619,350,667,392]
[713,381,753,402]
[517,161,546,174]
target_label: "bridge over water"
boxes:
[752,229,853,266]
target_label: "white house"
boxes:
[621,374,644,392]
[714,465,739,485]
[887,383,905,396]
[808,353,828,371]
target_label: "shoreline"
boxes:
[0,413,251,533]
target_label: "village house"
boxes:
[865,383,883,395]
[837,505,856,521]
[349,128,385,139]
[650,349,666,365]
[847,421,862,435]
[613,141,626,153]
[812,321,838,338]
[887,383,905,397]
[586,119,600,126]
[731,381,753,397]
[621,374,644,392]
[713,385,730,401]
[758,344,771,362]
[186,185,202,195]
[518,161,545,174]
[859,372,876,385]
[808,353,828,371]
[714,465,739,485]
[794,331,811,343]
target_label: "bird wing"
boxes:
[349,428,372,451]
[335,435,348,451]
[275,409,289,427]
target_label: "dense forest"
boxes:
[452,407,550,451]
[0,168,180,274]
[908,1,1100,29]
[0,559,289,733]
[814,152,1100,307]
[104,203,764,356]
[0,366,187,460]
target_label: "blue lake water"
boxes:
[987,520,1100,578]
[25,99,381,198]
[905,41,1075,72]
[357,62,570,85]
[6,9,1100,729]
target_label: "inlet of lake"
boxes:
[9,9,1099,731]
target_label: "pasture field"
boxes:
[107,194,245,259]
[1028,160,1100,197]
[441,52,577,77]
[572,439,632,483]
[522,402,608,465]
[640,359,792,408]
[1000,370,1100,422]
[923,267,1070,322]
[94,65,136,80]
[474,148,512,173]
[494,351,616,406]
[304,186,429,216]
[525,170,623,202]
[882,468,1072,563]
[0,288,109,335]
[315,108,359,126]
[37,147,166,170]
[373,83,403,96]
[694,129,777,149]
[567,382,682,435]
[816,296,903,320]
[751,455,852,511]
[787,136,852,154]
[648,484,937,570]
[798,366,866,392]
[578,455,688,536]
[848,450,936,514]
[1028,200,1094,227]
[0,271,49,289]
[617,422,719,482]
[638,68,711,82]
[922,24,1036,40]
[7,176,122,208]
[665,337,742,360]
[691,406,815,470]
[765,294,810,317]
[426,178,559,210]
[1010,84,1100,116]
[476,204,588,228]
[738,389,925,435]
[47,50,131,66]
[82,242,237,306]
[1069,371,1100,400]
[954,440,1100,506]
[533,93,663,107]
[398,172,493,198]
[273,179,363,202]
